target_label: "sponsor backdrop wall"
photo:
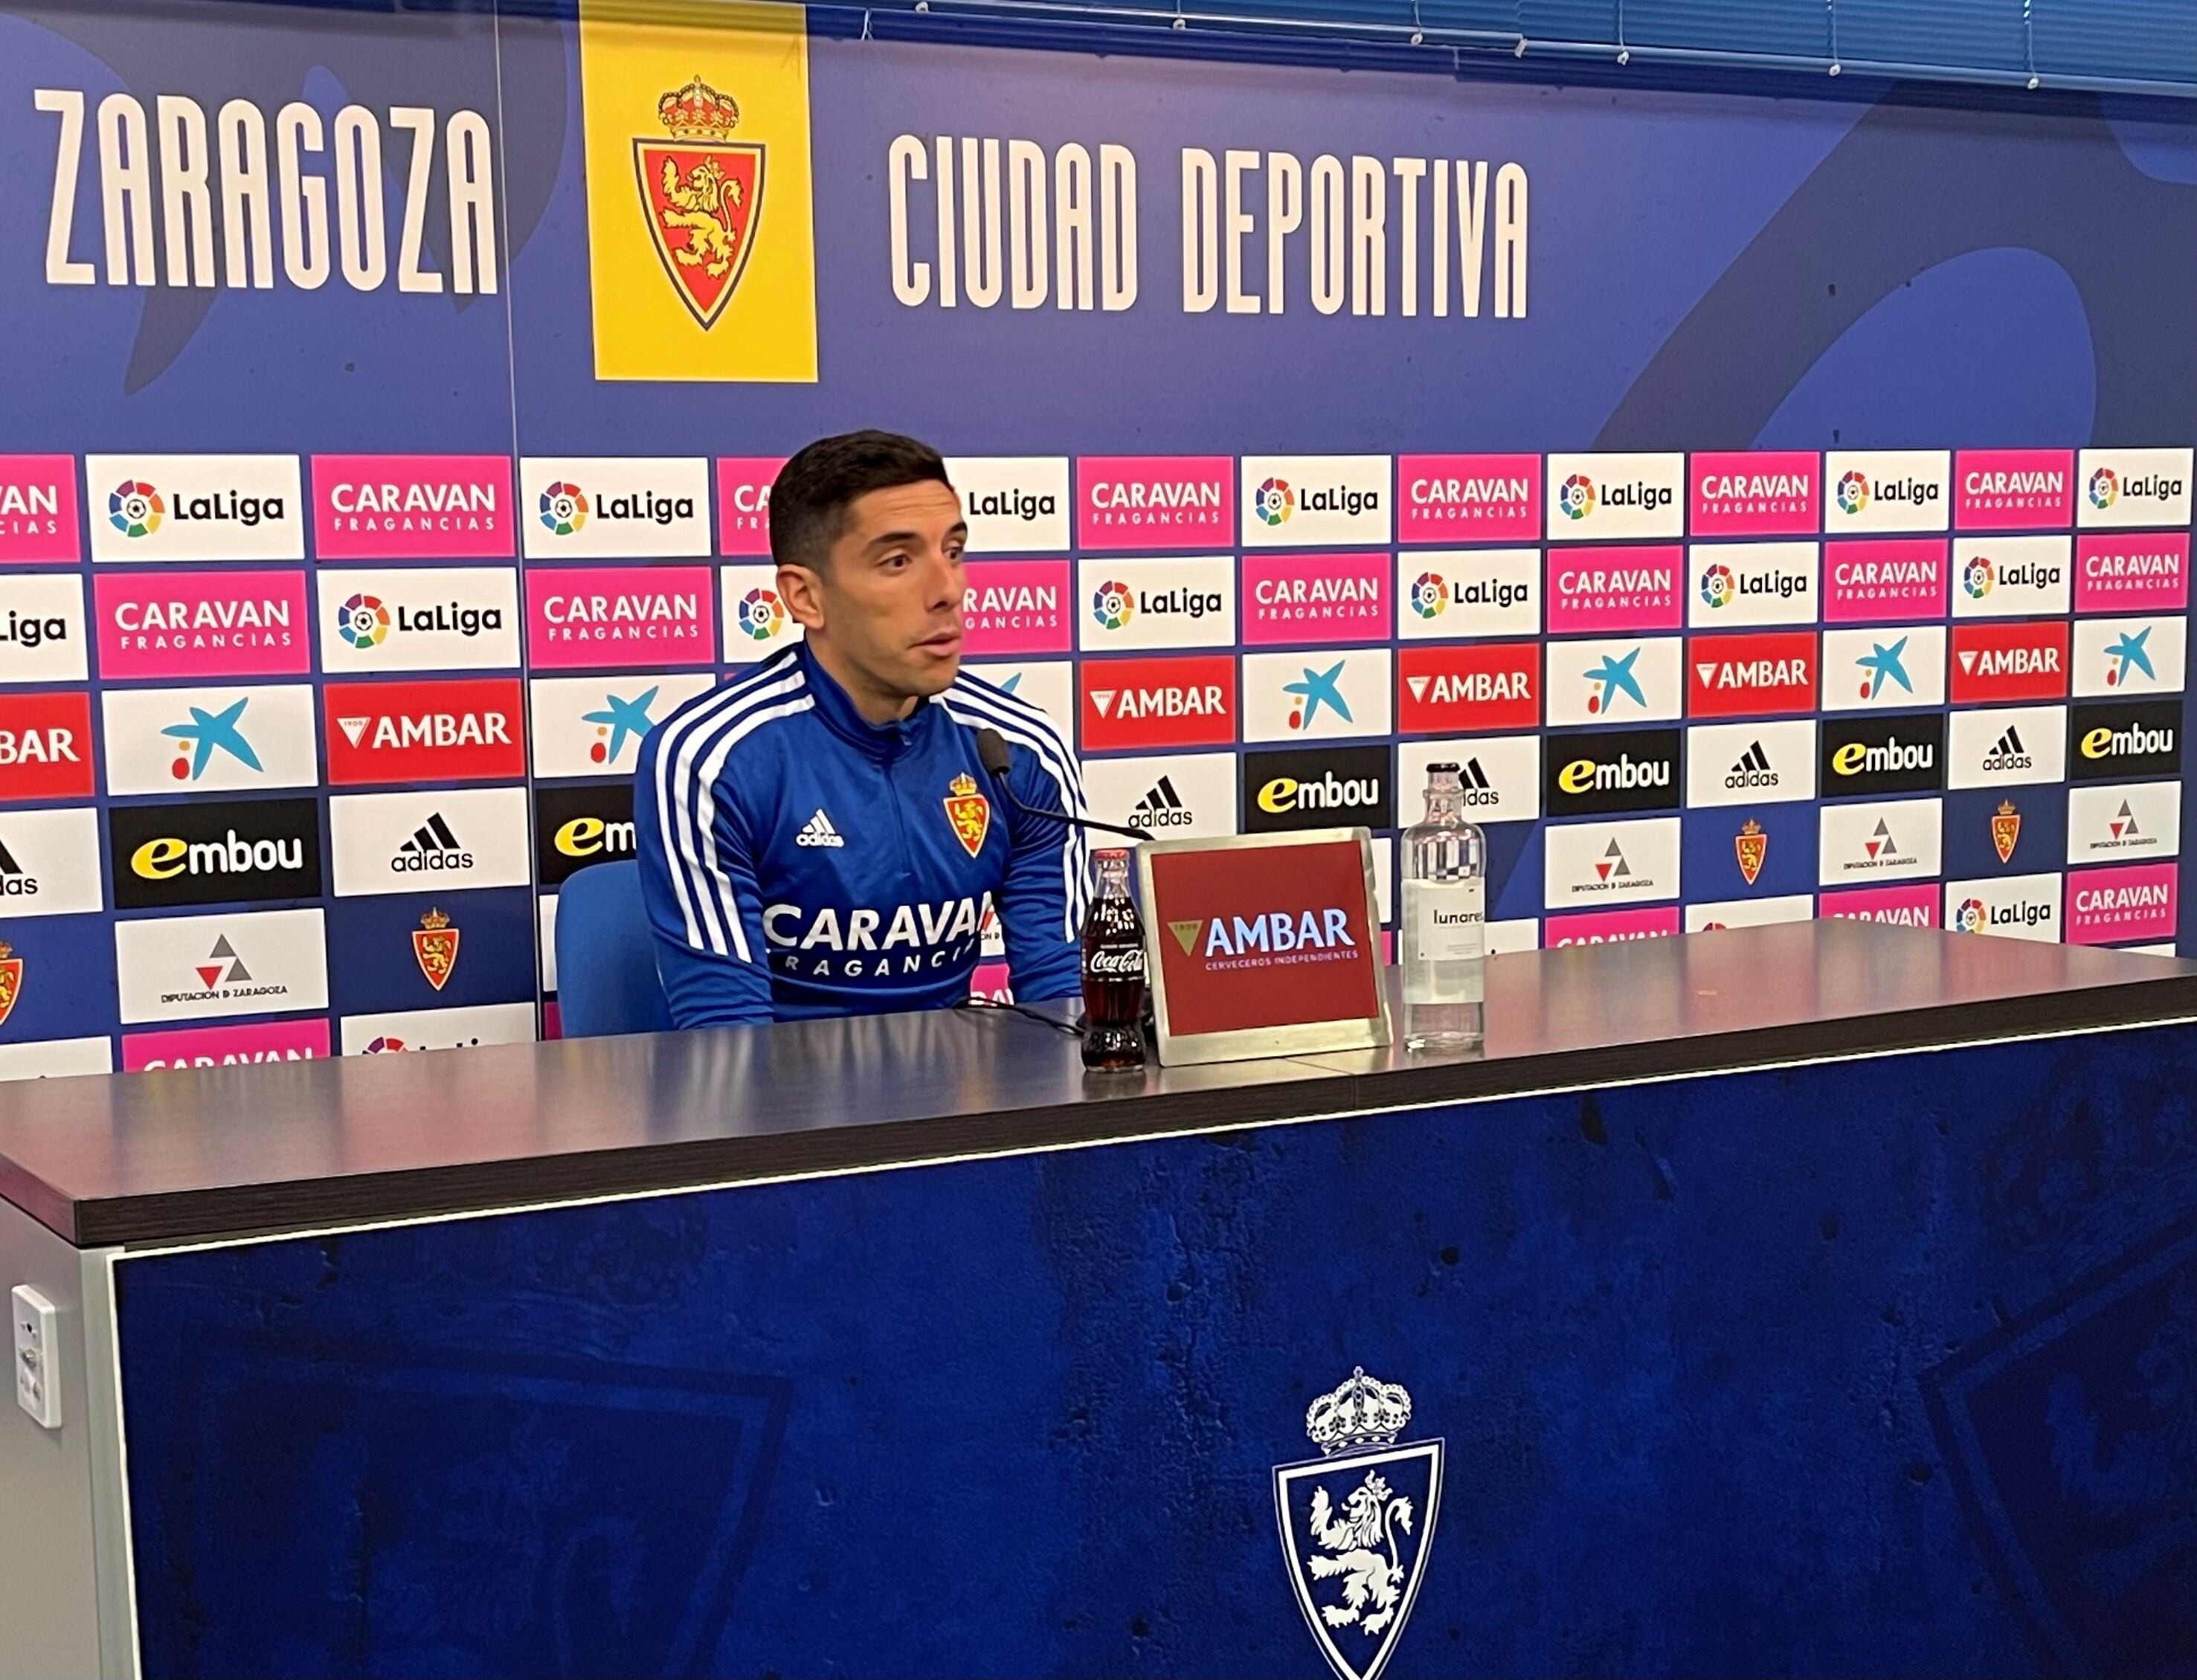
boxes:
[1,0,2193,1076]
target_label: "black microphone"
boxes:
[974,727,1148,843]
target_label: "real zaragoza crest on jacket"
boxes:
[1274,1368,1443,1680]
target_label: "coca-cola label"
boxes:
[1085,944,1145,978]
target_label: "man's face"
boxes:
[781,480,967,704]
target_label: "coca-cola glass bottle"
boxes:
[1080,849,1148,1071]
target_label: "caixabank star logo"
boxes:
[582,1,817,381]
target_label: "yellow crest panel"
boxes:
[581,0,818,382]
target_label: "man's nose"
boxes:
[921,549,962,611]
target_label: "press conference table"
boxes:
[1,922,2193,1679]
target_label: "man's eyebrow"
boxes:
[864,520,968,550]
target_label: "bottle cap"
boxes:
[1427,761,1459,773]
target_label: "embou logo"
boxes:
[1821,715,1945,796]
[2071,700,2181,779]
[1243,746,1394,834]
[1544,729,1679,816]
[108,798,322,909]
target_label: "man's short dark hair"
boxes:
[769,430,953,572]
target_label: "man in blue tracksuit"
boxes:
[636,431,1087,1026]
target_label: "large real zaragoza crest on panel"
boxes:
[634,74,765,329]
[1273,1368,1443,1680]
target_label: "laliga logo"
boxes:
[736,587,785,640]
[1836,471,1870,515]
[1557,473,1595,520]
[2088,467,2119,509]
[1698,563,1734,609]
[109,480,164,538]
[538,481,588,536]
[1409,573,1446,620]
[1254,477,1296,527]
[335,593,390,649]
[1953,897,1986,933]
[1963,556,1995,599]
[1091,580,1135,631]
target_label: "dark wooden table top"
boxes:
[2,921,2193,1248]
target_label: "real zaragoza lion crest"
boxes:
[1734,818,1767,886]
[1274,1367,1443,1680]
[635,74,765,329]
[411,908,459,993]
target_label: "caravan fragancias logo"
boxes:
[637,75,765,330]
[1275,1366,1441,1680]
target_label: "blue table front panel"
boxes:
[113,1026,2197,1678]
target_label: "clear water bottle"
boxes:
[1401,762,1487,1051]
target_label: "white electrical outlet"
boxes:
[13,1285,59,1429]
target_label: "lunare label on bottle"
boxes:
[1407,878,1486,965]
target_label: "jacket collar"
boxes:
[795,640,926,761]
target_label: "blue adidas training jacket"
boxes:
[634,642,1090,1026]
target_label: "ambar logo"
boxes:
[107,797,323,909]
[1950,620,2068,703]
[324,677,526,784]
[1397,642,1539,733]
[1543,728,1679,816]
[1078,654,1236,750]
[0,690,93,802]
[1686,631,1815,718]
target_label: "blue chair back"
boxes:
[555,860,673,1037]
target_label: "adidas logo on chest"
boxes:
[795,808,845,848]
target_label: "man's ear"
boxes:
[777,562,826,631]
